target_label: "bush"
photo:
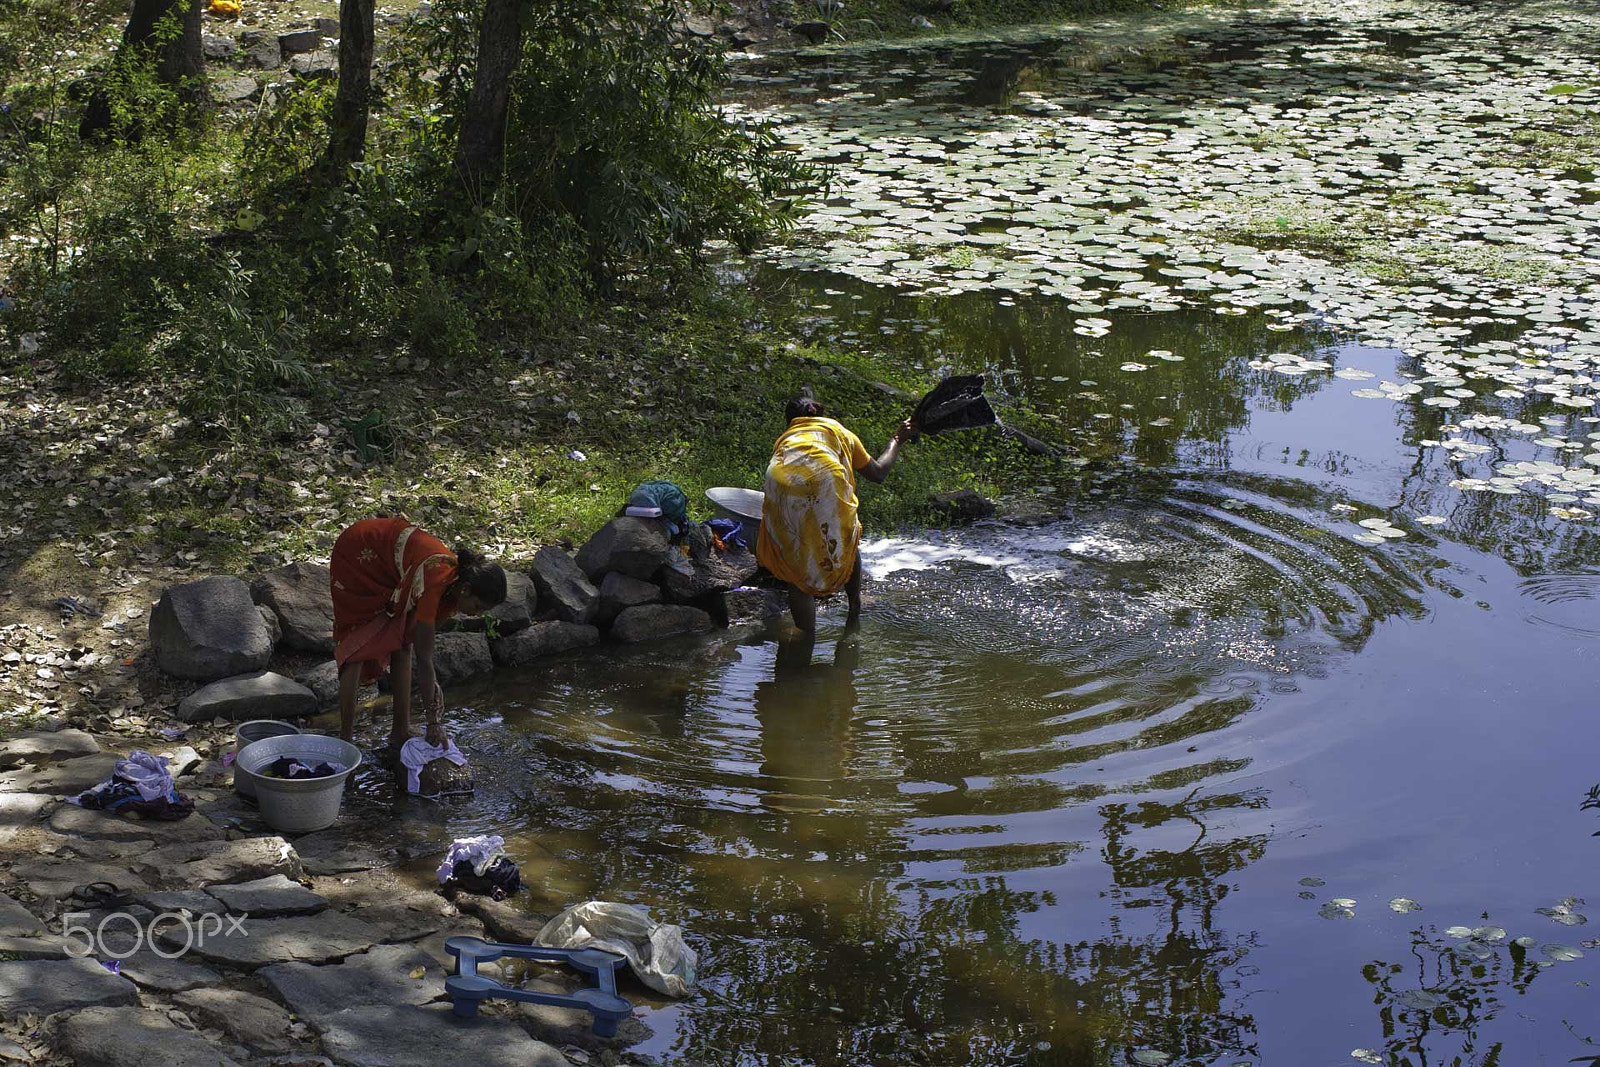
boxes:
[1,0,818,427]
[393,0,820,283]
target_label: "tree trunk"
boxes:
[453,0,530,193]
[80,0,207,140]
[323,0,377,172]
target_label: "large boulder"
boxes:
[661,546,760,602]
[490,622,599,667]
[432,631,493,685]
[255,603,281,646]
[238,29,281,68]
[929,488,996,522]
[530,546,598,624]
[610,604,713,644]
[596,571,661,626]
[277,28,320,54]
[250,561,335,653]
[726,587,787,625]
[294,659,342,708]
[575,517,671,581]
[174,670,315,723]
[149,576,273,680]
[288,50,337,80]
[484,569,538,636]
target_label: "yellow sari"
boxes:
[756,417,872,597]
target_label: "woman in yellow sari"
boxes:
[756,399,914,634]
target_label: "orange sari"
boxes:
[330,517,460,683]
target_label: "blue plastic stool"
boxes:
[443,935,633,1037]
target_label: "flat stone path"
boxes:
[0,726,654,1067]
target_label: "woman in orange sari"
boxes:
[330,517,507,747]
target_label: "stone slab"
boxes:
[49,801,226,844]
[258,942,441,1022]
[57,1005,244,1067]
[174,986,297,1052]
[0,728,99,769]
[0,935,70,959]
[115,946,223,992]
[312,1003,567,1067]
[207,874,327,917]
[0,751,119,795]
[158,911,383,968]
[13,856,151,902]
[0,894,43,938]
[0,793,51,843]
[138,835,304,889]
[0,957,138,1017]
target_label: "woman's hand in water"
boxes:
[425,720,450,748]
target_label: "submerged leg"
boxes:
[337,661,364,741]
[787,584,817,635]
[845,557,863,626]
[389,648,413,745]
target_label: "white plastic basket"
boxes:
[233,720,301,799]
[235,734,362,833]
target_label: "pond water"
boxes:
[360,2,1600,1063]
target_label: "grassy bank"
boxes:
[0,284,1068,581]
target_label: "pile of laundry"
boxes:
[437,834,523,900]
[260,757,345,780]
[73,751,193,820]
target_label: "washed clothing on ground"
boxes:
[757,417,872,597]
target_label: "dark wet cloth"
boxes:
[263,757,344,779]
[444,856,523,901]
[706,518,748,551]
[911,374,998,436]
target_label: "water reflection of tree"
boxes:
[1394,392,1600,577]
[767,269,1339,468]
[647,765,1269,1065]
[1358,926,1560,1067]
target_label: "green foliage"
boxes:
[395,0,821,282]
[1,0,819,427]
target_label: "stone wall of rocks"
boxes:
[148,518,782,724]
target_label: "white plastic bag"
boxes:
[535,901,698,998]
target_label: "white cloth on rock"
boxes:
[436,834,506,885]
[536,900,698,998]
[399,736,467,795]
